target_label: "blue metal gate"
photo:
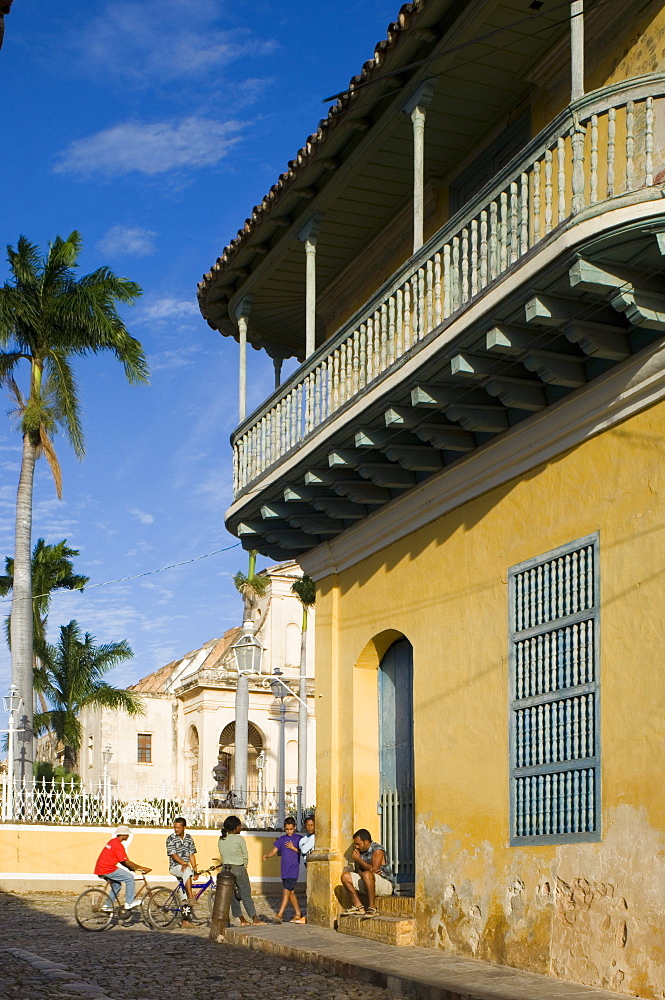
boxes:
[378,638,414,884]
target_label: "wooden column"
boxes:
[297,213,324,358]
[234,295,253,423]
[571,0,584,102]
[402,80,436,254]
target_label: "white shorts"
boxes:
[349,871,393,896]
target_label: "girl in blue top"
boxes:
[262,816,305,922]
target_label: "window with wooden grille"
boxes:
[137,733,152,764]
[509,534,600,844]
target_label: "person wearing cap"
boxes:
[93,825,151,910]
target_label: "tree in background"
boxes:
[291,574,316,820]
[0,232,148,776]
[34,620,143,772]
[233,549,268,620]
[0,537,89,650]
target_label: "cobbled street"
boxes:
[0,892,409,1000]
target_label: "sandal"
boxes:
[343,905,365,915]
[292,916,307,923]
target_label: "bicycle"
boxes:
[143,861,221,930]
[75,871,155,932]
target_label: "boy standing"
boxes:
[262,816,305,922]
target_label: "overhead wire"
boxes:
[0,541,241,607]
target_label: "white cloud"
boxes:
[54,116,246,178]
[129,507,155,525]
[139,297,199,322]
[97,225,157,257]
[77,0,274,84]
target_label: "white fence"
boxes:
[1,777,309,830]
[233,74,665,494]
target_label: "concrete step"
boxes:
[374,894,414,917]
[337,911,416,946]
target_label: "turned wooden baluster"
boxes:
[403,282,412,349]
[443,244,452,318]
[589,115,598,203]
[461,228,469,301]
[557,136,566,223]
[544,150,553,233]
[352,330,360,396]
[607,107,616,198]
[426,259,434,333]
[499,193,508,271]
[479,210,488,288]
[532,161,541,243]
[489,202,498,279]
[645,96,654,186]
[434,253,442,326]
[452,236,461,312]
[510,182,519,262]
[380,303,388,369]
[395,290,404,357]
[625,100,634,192]
[520,172,529,254]
[571,116,586,214]
[470,220,479,296]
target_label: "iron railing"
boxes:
[0,776,311,830]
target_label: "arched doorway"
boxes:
[379,637,414,885]
[216,722,264,796]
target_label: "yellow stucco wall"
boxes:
[0,826,290,892]
[311,400,665,998]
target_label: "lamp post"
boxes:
[3,685,21,821]
[101,745,113,824]
[270,669,289,829]
[231,620,264,807]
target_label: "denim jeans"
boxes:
[105,865,136,905]
[226,864,256,919]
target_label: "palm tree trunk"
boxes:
[297,607,308,823]
[10,433,36,780]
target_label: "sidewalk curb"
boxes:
[224,926,641,1000]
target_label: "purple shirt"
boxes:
[273,833,302,879]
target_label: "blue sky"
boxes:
[0,0,391,691]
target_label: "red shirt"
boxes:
[94,837,129,876]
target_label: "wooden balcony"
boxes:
[227,74,665,561]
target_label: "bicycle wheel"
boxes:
[145,887,180,930]
[75,887,114,931]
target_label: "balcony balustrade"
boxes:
[232,75,665,498]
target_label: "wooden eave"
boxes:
[199,0,599,358]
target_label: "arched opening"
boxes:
[216,721,264,796]
[186,725,199,796]
[379,637,415,887]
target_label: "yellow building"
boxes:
[199,1,665,995]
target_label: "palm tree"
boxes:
[0,231,148,776]
[0,537,89,650]
[34,620,143,771]
[233,549,268,620]
[291,575,316,820]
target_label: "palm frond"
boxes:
[39,426,63,499]
[291,575,316,608]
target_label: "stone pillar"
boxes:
[297,214,324,358]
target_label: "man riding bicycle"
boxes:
[93,825,151,910]
[166,817,198,924]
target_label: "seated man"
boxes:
[340,828,395,916]
[94,824,151,910]
[166,817,198,923]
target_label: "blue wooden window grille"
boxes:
[509,534,600,845]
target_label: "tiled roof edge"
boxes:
[197,0,426,321]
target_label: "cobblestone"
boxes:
[0,892,409,1000]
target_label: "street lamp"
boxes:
[101,745,113,823]
[231,620,264,807]
[2,685,21,820]
[270,669,290,829]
